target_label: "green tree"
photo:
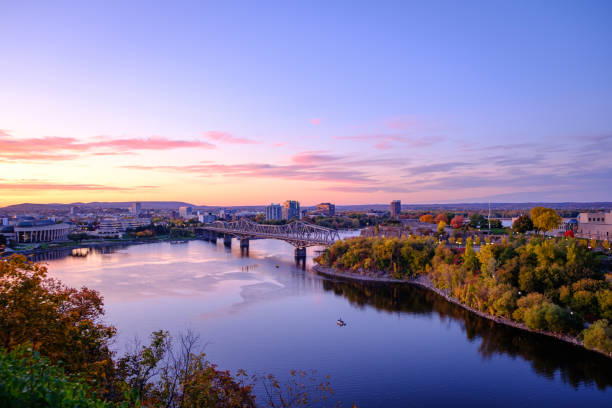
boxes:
[512,214,534,233]
[469,214,487,229]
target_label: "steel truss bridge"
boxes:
[200,219,340,248]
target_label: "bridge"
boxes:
[196,219,340,257]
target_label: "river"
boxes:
[42,236,612,407]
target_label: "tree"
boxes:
[437,221,446,234]
[468,214,487,229]
[489,219,503,229]
[434,213,448,224]
[582,319,612,355]
[513,214,534,233]
[603,240,611,251]
[589,238,597,249]
[419,214,435,224]
[0,255,116,388]
[530,207,562,233]
[450,215,465,229]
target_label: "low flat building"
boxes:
[577,210,612,240]
[13,219,73,243]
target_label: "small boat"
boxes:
[275,264,279,268]
[337,318,346,327]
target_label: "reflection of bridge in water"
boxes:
[195,219,341,260]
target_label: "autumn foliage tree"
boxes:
[0,255,116,389]
[530,207,562,233]
[419,214,435,224]
[450,215,465,229]
[434,214,448,224]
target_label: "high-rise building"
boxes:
[179,206,193,219]
[131,202,142,215]
[282,200,300,220]
[316,202,335,216]
[390,200,401,218]
[265,203,282,221]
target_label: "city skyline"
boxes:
[1,1,611,207]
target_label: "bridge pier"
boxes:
[294,247,306,258]
[210,232,217,243]
[240,238,250,257]
[223,234,232,247]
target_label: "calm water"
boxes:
[42,237,612,407]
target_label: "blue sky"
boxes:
[0,0,611,205]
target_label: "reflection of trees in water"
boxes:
[321,278,612,390]
[30,245,128,262]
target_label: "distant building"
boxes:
[13,219,73,243]
[198,212,217,224]
[390,200,401,218]
[1,218,7,226]
[282,200,300,220]
[94,217,124,238]
[266,204,282,221]
[179,206,193,219]
[316,202,335,216]
[69,206,77,216]
[131,202,142,215]
[576,210,612,239]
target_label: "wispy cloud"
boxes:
[0,179,158,191]
[335,133,445,150]
[310,118,322,125]
[203,131,259,144]
[0,132,215,162]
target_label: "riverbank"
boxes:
[312,264,611,359]
[1,237,194,258]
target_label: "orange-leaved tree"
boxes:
[0,255,116,390]
[434,213,448,224]
[419,214,435,224]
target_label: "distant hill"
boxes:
[1,201,611,215]
[0,201,197,213]
[337,202,612,212]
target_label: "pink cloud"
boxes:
[310,118,322,125]
[203,131,259,144]
[0,180,156,191]
[0,129,12,137]
[0,132,215,162]
[290,151,342,164]
[273,142,286,148]
[123,155,373,184]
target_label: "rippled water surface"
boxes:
[44,238,612,407]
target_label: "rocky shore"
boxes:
[312,264,611,359]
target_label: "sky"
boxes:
[1,0,611,206]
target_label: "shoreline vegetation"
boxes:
[313,234,612,359]
[0,255,338,407]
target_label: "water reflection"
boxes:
[321,277,612,390]
[42,238,611,406]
